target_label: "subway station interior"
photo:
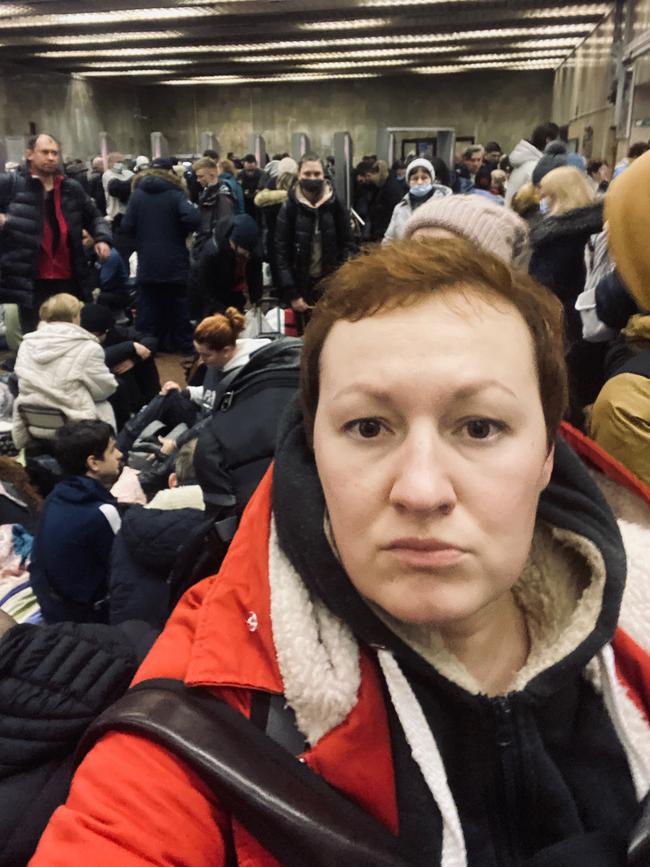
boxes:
[0,0,646,169]
[1,3,650,866]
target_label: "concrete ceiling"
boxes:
[0,0,612,86]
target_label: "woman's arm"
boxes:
[81,344,118,401]
[30,729,231,867]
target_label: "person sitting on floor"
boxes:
[29,420,123,624]
[12,293,117,450]
[80,303,160,431]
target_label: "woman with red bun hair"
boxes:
[160,306,269,415]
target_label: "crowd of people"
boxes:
[0,120,648,865]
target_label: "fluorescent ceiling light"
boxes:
[35,25,591,59]
[0,4,31,15]
[296,18,392,30]
[81,59,195,68]
[521,4,610,18]
[80,69,176,77]
[35,31,181,46]
[235,42,579,63]
[412,60,559,74]
[302,53,566,71]
[0,7,212,29]
[165,72,379,85]
[302,58,413,69]
[456,51,568,62]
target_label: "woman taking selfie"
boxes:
[32,239,649,866]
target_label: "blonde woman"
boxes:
[12,293,117,448]
[528,166,606,423]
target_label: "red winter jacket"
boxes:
[30,441,650,866]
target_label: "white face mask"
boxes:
[112,162,124,174]
[539,197,550,215]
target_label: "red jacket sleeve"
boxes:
[613,627,650,724]
[29,729,230,866]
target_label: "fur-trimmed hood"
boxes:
[132,168,186,193]
[529,200,604,247]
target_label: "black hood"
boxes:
[120,504,203,570]
[272,399,625,700]
[530,200,603,247]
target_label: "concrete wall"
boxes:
[143,70,553,160]
[552,11,617,164]
[0,65,553,165]
[0,66,150,160]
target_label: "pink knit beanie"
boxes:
[403,194,528,265]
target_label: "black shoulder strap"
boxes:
[76,678,410,867]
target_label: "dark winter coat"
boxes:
[195,215,263,313]
[88,169,107,215]
[29,476,121,624]
[274,185,355,304]
[191,181,237,261]
[529,201,604,341]
[237,167,263,217]
[529,202,607,417]
[0,619,157,866]
[101,323,158,370]
[595,270,641,332]
[109,505,203,628]
[0,172,112,307]
[369,174,407,241]
[121,169,200,284]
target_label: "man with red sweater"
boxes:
[0,133,112,333]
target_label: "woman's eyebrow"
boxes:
[451,380,518,400]
[331,384,393,403]
[332,380,517,403]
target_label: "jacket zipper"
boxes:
[491,695,523,866]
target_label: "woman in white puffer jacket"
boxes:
[12,293,117,449]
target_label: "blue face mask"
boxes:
[410,182,433,198]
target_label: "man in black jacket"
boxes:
[274,153,355,316]
[237,154,263,219]
[0,133,112,334]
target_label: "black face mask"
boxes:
[300,178,324,196]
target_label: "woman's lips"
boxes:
[384,538,465,569]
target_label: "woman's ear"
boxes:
[541,443,555,491]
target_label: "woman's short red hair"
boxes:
[301,237,568,448]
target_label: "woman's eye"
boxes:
[464,418,503,440]
[345,418,384,438]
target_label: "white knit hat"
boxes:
[277,156,299,176]
[406,157,436,182]
[403,194,528,265]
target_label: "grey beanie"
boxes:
[403,194,529,265]
[532,141,568,186]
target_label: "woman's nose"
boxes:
[389,432,457,515]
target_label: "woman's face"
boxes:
[408,167,432,188]
[313,292,554,630]
[193,341,234,369]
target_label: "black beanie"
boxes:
[230,214,259,252]
[532,140,568,186]
[80,303,113,334]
